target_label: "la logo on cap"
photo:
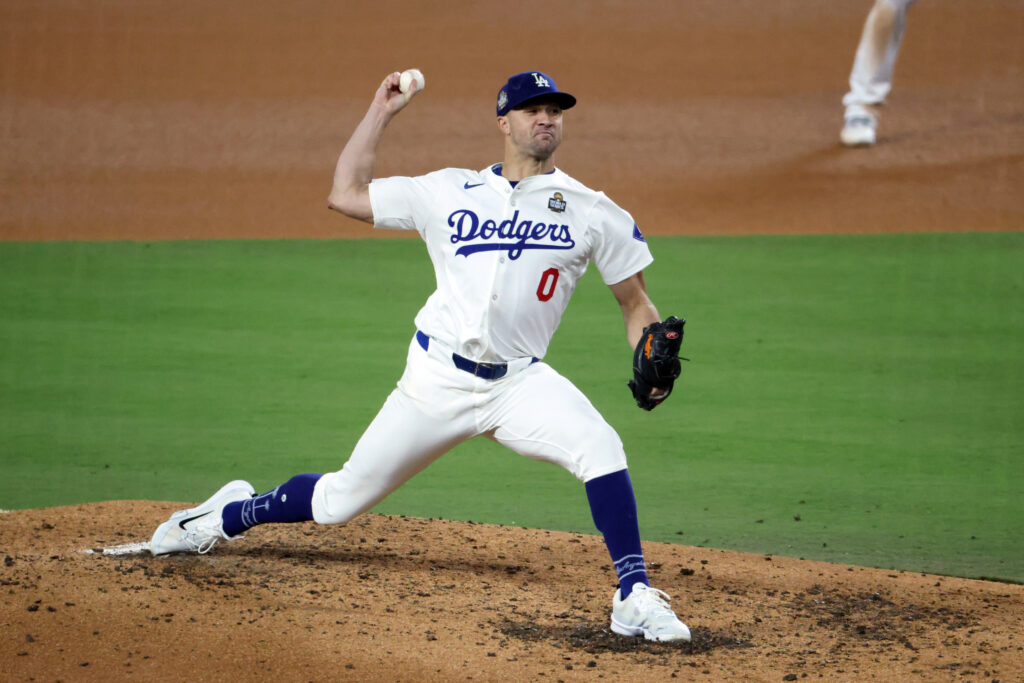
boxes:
[495,70,577,116]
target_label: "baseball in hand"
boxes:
[399,69,425,95]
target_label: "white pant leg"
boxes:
[312,340,629,523]
[843,0,915,109]
[483,362,628,483]
[311,341,479,525]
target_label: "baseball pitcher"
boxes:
[150,69,691,642]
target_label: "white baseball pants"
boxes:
[311,336,628,525]
[843,0,916,109]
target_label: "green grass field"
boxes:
[1,234,1021,582]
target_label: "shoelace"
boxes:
[632,585,676,617]
[183,522,223,554]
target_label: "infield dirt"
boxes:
[2,504,1023,681]
[1,0,1022,681]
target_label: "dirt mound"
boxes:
[2,503,1020,681]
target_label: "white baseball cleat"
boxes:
[840,112,877,147]
[610,583,692,642]
[150,480,255,555]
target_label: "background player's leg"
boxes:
[841,0,913,145]
[844,0,901,108]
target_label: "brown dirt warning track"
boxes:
[1,0,1022,242]
[1,1,1023,681]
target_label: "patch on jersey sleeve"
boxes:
[548,192,567,213]
[632,224,646,242]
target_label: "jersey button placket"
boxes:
[482,191,515,350]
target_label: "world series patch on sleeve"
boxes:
[628,316,686,411]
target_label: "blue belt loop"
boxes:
[415,330,430,352]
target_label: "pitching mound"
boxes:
[1,503,1021,681]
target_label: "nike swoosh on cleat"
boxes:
[464,181,485,189]
[178,512,211,530]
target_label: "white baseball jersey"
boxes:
[369,164,653,362]
[312,164,651,525]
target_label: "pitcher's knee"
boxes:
[311,469,380,525]
[575,426,628,482]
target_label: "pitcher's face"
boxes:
[500,100,564,161]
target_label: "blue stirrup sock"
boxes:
[221,473,322,538]
[585,468,650,598]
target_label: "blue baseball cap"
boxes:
[496,71,577,117]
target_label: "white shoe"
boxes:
[150,480,255,555]
[840,110,877,147]
[610,584,692,642]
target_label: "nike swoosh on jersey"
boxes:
[464,181,485,189]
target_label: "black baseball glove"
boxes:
[628,316,686,411]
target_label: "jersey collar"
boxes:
[486,163,558,189]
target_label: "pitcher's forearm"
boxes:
[327,104,393,222]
